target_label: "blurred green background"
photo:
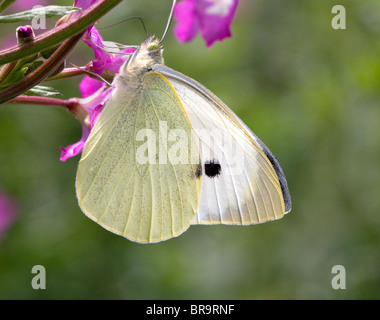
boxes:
[0,0,379,299]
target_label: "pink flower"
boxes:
[59,126,91,162]
[82,25,133,75]
[174,0,239,47]
[0,192,17,241]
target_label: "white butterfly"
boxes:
[76,38,291,243]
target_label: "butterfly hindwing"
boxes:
[76,72,201,243]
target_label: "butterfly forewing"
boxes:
[154,65,290,225]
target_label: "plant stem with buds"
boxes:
[0,0,122,65]
[0,31,85,104]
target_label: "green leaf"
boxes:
[24,85,62,97]
[0,5,81,23]
[0,54,41,89]
[0,66,28,89]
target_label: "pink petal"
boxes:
[90,104,105,128]
[72,0,97,18]
[59,126,91,162]
[83,26,111,75]
[174,0,199,43]
[83,26,133,75]
[200,0,238,47]
[107,48,135,73]
[87,86,113,128]
[173,0,239,47]
[82,86,113,116]
[79,75,105,98]
[74,0,97,9]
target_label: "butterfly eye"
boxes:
[147,42,159,52]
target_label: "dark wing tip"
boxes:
[256,138,292,213]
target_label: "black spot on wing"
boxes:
[204,159,221,178]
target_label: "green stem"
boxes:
[0,60,17,84]
[0,0,122,65]
[0,31,85,104]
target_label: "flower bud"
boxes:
[16,25,35,44]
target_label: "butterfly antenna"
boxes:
[69,62,112,87]
[98,16,149,39]
[87,33,138,55]
[160,0,177,43]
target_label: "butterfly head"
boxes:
[137,37,164,64]
[117,37,164,86]
[124,37,163,73]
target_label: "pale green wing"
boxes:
[154,65,291,225]
[76,72,201,243]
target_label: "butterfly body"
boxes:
[76,37,291,243]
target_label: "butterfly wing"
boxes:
[153,65,291,225]
[76,72,201,243]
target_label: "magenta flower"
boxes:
[82,25,133,75]
[60,126,91,162]
[0,192,17,241]
[174,0,239,47]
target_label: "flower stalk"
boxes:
[0,0,122,65]
[44,62,95,82]
[0,31,85,104]
[6,95,91,129]
[6,95,71,108]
